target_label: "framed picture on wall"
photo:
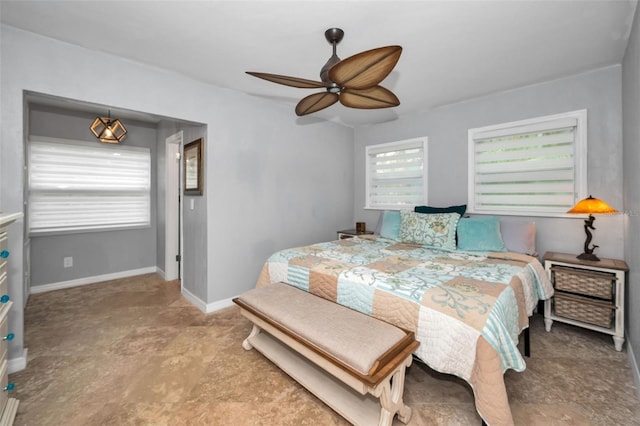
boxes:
[184,138,203,195]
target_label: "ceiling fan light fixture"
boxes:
[327,83,341,94]
[90,111,127,143]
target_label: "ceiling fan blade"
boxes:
[329,46,402,90]
[340,86,400,109]
[295,92,339,116]
[246,72,325,89]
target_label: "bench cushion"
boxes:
[236,282,407,376]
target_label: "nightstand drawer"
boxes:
[551,265,615,300]
[554,292,614,328]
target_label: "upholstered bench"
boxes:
[233,282,419,426]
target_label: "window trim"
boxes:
[365,137,428,210]
[27,136,152,236]
[467,109,588,217]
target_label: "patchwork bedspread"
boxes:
[256,235,554,425]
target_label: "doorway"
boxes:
[165,131,183,283]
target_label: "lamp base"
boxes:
[577,252,600,262]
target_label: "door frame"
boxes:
[165,131,183,283]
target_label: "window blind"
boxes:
[366,138,427,209]
[29,139,151,233]
[469,111,586,215]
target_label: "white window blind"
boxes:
[468,110,587,216]
[28,138,151,233]
[366,137,427,209]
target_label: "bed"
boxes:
[255,211,554,425]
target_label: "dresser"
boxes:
[0,213,21,425]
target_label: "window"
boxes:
[28,137,151,234]
[468,110,587,216]
[365,137,427,209]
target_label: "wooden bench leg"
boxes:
[242,324,261,350]
[372,355,413,426]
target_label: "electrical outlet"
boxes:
[63,257,73,268]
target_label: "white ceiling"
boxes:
[1,0,637,127]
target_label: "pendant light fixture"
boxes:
[90,110,127,143]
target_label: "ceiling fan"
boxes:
[246,28,402,116]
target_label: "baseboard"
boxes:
[156,267,166,280]
[8,348,28,374]
[180,287,236,314]
[180,287,207,312]
[205,296,235,313]
[30,267,158,294]
[628,336,640,400]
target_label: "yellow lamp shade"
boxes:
[567,195,618,215]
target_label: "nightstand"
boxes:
[543,251,628,351]
[337,229,374,240]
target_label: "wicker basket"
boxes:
[551,266,615,300]
[554,292,614,328]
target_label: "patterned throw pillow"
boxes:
[398,210,460,250]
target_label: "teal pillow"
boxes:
[379,210,401,240]
[457,216,506,252]
[398,210,460,250]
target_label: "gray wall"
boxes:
[204,110,354,302]
[180,126,207,301]
[622,4,640,390]
[28,107,158,286]
[1,24,354,362]
[354,66,625,262]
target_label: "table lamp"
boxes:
[567,195,618,261]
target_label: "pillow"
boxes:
[457,216,506,252]
[415,204,467,217]
[500,221,537,256]
[398,210,460,250]
[379,210,401,240]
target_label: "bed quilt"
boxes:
[256,235,554,425]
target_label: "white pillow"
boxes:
[500,221,537,256]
